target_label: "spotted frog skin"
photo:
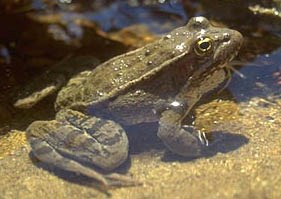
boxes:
[26,17,243,186]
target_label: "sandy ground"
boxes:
[1,97,281,199]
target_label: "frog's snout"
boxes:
[231,30,243,52]
[214,29,243,65]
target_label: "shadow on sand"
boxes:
[162,131,249,162]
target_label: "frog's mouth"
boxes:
[217,49,240,69]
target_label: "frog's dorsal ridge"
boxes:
[88,50,187,105]
[56,25,193,109]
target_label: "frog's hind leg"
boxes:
[28,134,109,185]
[26,109,138,187]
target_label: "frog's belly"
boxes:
[103,90,167,126]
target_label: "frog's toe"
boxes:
[158,124,206,157]
[105,173,143,187]
[182,125,209,146]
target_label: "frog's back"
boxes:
[55,25,194,110]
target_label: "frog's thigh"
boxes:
[27,109,129,173]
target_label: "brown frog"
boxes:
[26,17,243,186]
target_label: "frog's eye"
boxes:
[194,37,213,55]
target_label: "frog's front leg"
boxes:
[157,69,227,157]
[157,88,206,157]
[157,108,207,157]
[26,109,138,186]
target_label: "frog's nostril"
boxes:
[222,33,230,42]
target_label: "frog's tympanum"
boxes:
[26,17,243,186]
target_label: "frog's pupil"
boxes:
[200,41,210,50]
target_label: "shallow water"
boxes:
[1,1,281,198]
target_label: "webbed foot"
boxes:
[158,122,208,157]
[26,109,139,187]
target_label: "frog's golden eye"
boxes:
[194,37,213,55]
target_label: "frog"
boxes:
[26,17,243,187]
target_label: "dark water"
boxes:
[229,47,281,102]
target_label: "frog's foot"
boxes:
[26,109,138,187]
[14,74,65,109]
[157,123,208,157]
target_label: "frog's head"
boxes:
[185,16,243,76]
[157,18,243,158]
